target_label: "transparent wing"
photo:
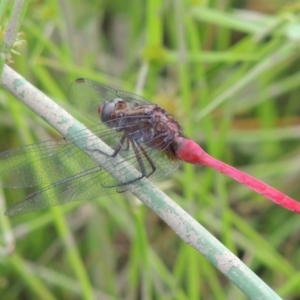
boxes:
[0,121,179,189]
[5,164,127,216]
[68,78,151,123]
[5,135,180,216]
[0,127,106,188]
[3,123,180,215]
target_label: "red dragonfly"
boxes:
[1,78,300,216]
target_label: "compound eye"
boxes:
[100,101,116,123]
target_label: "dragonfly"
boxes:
[1,78,300,216]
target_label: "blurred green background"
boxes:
[1,0,300,299]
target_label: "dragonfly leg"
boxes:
[130,140,147,178]
[135,141,156,178]
[111,134,127,157]
[99,135,145,188]
[97,129,159,189]
[90,134,127,158]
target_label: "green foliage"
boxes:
[1,0,300,299]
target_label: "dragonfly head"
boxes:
[98,98,128,124]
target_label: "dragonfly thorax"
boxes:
[98,96,184,160]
